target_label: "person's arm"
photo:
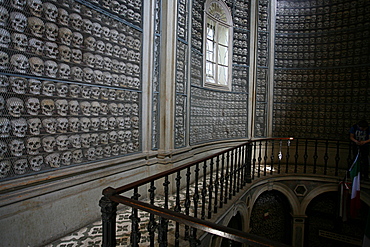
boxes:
[350,133,360,145]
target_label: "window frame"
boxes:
[203,0,233,91]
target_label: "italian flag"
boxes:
[349,154,361,218]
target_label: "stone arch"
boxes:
[300,184,339,215]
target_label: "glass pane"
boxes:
[218,45,228,66]
[218,65,228,85]
[206,40,214,61]
[206,61,214,78]
[218,25,229,46]
[207,19,215,40]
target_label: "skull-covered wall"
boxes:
[0,0,142,180]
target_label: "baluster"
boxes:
[240,145,245,187]
[313,139,318,174]
[100,187,118,247]
[229,149,234,199]
[208,158,214,219]
[184,167,191,240]
[324,140,329,175]
[175,171,182,245]
[277,140,282,174]
[159,176,170,247]
[335,141,340,176]
[294,139,299,173]
[285,139,291,173]
[201,161,207,220]
[130,188,141,247]
[219,153,225,209]
[224,151,230,204]
[214,155,220,214]
[252,143,257,178]
[303,139,308,173]
[148,182,157,247]
[270,140,275,175]
[235,147,240,193]
[263,140,268,176]
[257,141,262,177]
[245,143,252,183]
[192,163,200,242]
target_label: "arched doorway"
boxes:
[220,212,243,247]
[249,190,292,245]
[305,191,368,247]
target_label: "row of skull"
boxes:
[0,0,142,32]
[0,76,140,100]
[0,116,139,136]
[3,97,139,117]
[0,141,139,178]
[1,129,139,157]
[1,51,140,76]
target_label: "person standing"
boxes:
[350,120,370,180]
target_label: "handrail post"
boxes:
[100,187,118,247]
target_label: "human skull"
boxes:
[0,75,8,92]
[7,97,24,117]
[9,139,25,156]
[26,97,40,115]
[132,129,139,140]
[103,145,111,157]
[91,87,101,99]
[92,56,102,70]
[70,13,82,30]
[124,117,131,129]
[80,133,90,148]
[44,60,58,77]
[10,54,29,73]
[45,153,60,168]
[57,8,69,26]
[44,42,58,58]
[69,117,80,132]
[95,146,103,158]
[43,2,58,22]
[80,101,91,116]
[56,135,69,151]
[28,155,43,171]
[11,32,27,51]
[80,117,90,132]
[41,99,55,116]
[132,103,139,115]
[56,117,68,132]
[28,38,43,55]
[100,101,108,113]
[83,52,95,68]
[93,70,103,84]
[96,40,105,53]
[29,57,44,76]
[72,32,83,48]
[0,118,10,138]
[108,103,118,116]
[42,136,55,152]
[0,28,11,48]
[10,12,27,32]
[108,130,118,143]
[90,118,99,131]
[9,76,27,94]
[100,117,108,130]
[11,118,27,137]
[110,29,118,43]
[58,45,71,62]
[69,83,81,97]
[27,0,43,17]
[90,133,99,146]
[0,6,9,27]
[116,117,124,129]
[105,42,113,56]
[0,141,7,158]
[103,72,112,85]
[72,149,83,163]
[58,63,70,79]
[0,51,9,69]
[55,99,68,116]
[13,159,28,174]
[82,19,92,34]
[27,79,41,95]
[60,151,72,165]
[83,68,94,82]
[42,81,55,96]
[108,117,116,129]
[92,22,102,37]
[71,66,83,81]
[44,22,58,41]
[27,117,41,135]
[58,27,72,46]
[27,17,45,37]
[69,134,81,148]
[42,117,56,134]
[68,100,80,115]
[131,116,139,129]
[56,83,68,97]
[84,36,96,51]
[25,137,41,155]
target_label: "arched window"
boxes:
[204,0,233,90]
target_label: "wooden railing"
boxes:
[99,138,352,247]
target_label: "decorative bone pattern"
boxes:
[0,0,142,179]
